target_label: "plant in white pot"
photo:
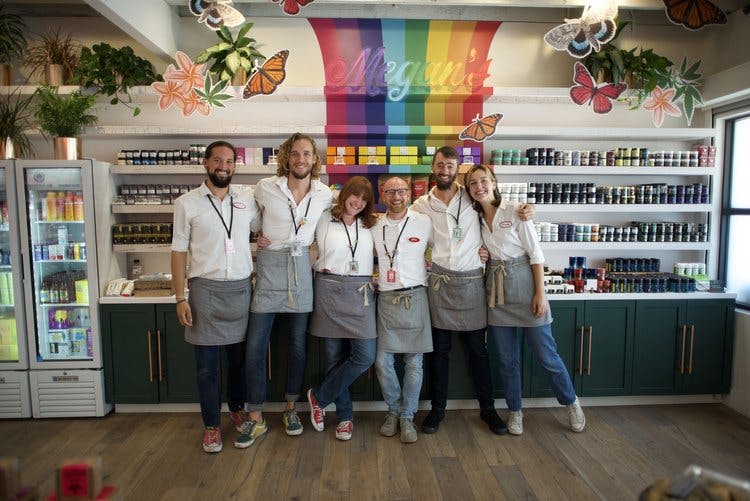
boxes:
[34,85,98,160]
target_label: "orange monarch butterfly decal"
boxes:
[458,113,503,143]
[663,0,727,30]
[242,50,289,100]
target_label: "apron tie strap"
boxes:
[357,282,374,307]
[391,292,413,310]
[286,254,299,307]
[431,273,451,291]
[489,262,506,308]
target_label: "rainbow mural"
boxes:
[309,18,501,180]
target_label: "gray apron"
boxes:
[377,286,433,353]
[184,277,251,345]
[310,273,377,339]
[428,263,487,331]
[251,248,313,313]
[485,255,552,327]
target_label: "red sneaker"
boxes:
[229,410,250,433]
[202,426,222,453]
[307,388,325,432]
[335,420,353,441]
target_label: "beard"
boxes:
[291,164,312,180]
[435,174,456,191]
[208,171,232,188]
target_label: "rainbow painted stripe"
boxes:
[309,18,501,156]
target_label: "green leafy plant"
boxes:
[24,27,81,84]
[195,23,265,83]
[0,87,35,157]
[194,73,233,108]
[74,43,161,116]
[0,2,26,65]
[34,85,98,138]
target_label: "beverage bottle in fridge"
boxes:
[49,278,59,304]
[64,191,75,221]
[40,278,50,304]
[46,192,57,221]
[55,192,65,221]
[73,192,84,220]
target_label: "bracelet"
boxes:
[175,298,187,305]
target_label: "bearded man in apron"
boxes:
[171,141,261,453]
[372,176,433,444]
[239,133,333,447]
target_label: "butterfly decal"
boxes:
[458,113,503,143]
[243,50,289,100]
[544,1,618,58]
[272,0,314,16]
[569,62,627,114]
[662,0,727,30]
[189,0,245,30]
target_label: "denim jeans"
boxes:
[312,337,377,422]
[246,312,308,410]
[489,324,577,411]
[429,327,495,412]
[374,351,423,420]
[195,342,246,427]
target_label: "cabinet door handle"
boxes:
[577,326,584,375]
[587,326,593,375]
[688,324,695,375]
[146,330,154,383]
[680,324,687,375]
[367,367,372,380]
[156,329,163,382]
[267,345,272,381]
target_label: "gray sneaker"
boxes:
[567,398,586,432]
[380,413,399,437]
[508,411,523,435]
[283,409,304,436]
[399,418,418,443]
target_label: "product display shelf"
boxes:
[112,205,175,214]
[113,243,258,254]
[110,164,277,175]
[492,166,716,176]
[540,242,710,251]
[533,204,712,213]
[323,164,433,175]
[489,127,716,141]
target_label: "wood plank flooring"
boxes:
[1,404,749,500]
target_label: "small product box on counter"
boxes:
[326,146,356,165]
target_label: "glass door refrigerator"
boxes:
[17,160,112,417]
[0,160,31,418]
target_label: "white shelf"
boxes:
[113,244,172,253]
[85,125,326,138]
[492,166,716,176]
[112,205,175,214]
[489,127,716,141]
[110,164,276,175]
[540,242,710,251]
[548,292,735,301]
[39,302,89,307]
[34,259,87,264]
[534,204,712,213]
[34,220,85,224]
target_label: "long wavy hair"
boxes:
[331,176,377,228]
[464,164,502,213]
[275,132,322,179]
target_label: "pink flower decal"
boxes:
[643,86,682,128]
[151,79,186,110]
[181,90,211,117]
[164,51,206,93]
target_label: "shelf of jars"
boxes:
[491,166,716,176]
[533,204,712,213]
[539,242,710,250]
[112,243,258,254]
[110,165,277,175]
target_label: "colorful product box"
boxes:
[389,146,418,156]
[390,156,419,165]
[424,146,436,156]
[326,146,356,165]
[421,155,433,165]
[357,146,387,165]
[57,458,103,501]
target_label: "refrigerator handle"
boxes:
[147,330,154,382]
[157,329,164,382]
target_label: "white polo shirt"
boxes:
[372,208,432,291]
[480,198,545,265]
[411,185,483,272]
[254,175,333,250]
[172,182,261,280]
[314,210,374,276]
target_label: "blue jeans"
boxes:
[195,342,246,427]
[245,312,308,410]
[374,351,423,420]
[489,324,577,411]
[312,337,377,422]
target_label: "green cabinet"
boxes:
[101,303,199,404]
[632,299,734,395]
[525,300,635,398]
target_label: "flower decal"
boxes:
[642,86,682,128]
[164,51,206,93]
[151,79,186,110]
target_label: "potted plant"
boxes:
[24,27,80,86]
[195,23,265,85]
[34,85,98,159]
[0,3,27,85]
[0,86,34,158]
[74,42,161,116]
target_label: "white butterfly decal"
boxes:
[544,1,618,58]
[189,0,245,30]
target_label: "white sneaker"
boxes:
[567,398,585,432]
[508,410,523,435]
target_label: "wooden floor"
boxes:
[2,404,749,500]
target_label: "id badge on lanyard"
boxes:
[452,226,463,240]
[290,238,303,257]
[225,238,235,254]
[386,269,397,283]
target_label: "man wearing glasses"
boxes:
[372,176,433,443]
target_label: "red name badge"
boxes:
[387,269,397,283]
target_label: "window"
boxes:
[719,110,750,308]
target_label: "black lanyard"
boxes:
[382,216,409,269]
[428,190,462,227]
[207,194,233,239]
[289,197,312,235]
[342,219,359,260]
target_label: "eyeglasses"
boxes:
[383,188,408,197]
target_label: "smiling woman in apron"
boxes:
[305,176,377,441]
[464,164,586,436]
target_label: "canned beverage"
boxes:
[79,243,87,260]
[73,242,81,260]
[34,244,43,261]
